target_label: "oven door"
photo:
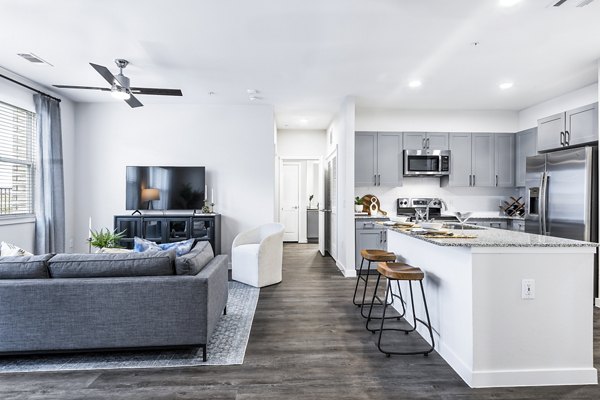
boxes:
[403,150,441,175]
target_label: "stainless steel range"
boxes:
[397,198,447,221]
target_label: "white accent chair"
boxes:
[232,223,285,288]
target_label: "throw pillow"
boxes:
[0,241,33,257]
[134,237,195,257]
[133,237,161,253]
[158,238,195,257]
[175,241,214,275]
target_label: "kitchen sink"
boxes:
[442,223,486,230]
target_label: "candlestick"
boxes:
[211,188,214,204]
[88,217,92,239]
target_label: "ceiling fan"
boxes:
[53,59,182,108]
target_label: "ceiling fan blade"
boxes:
[130,87,183,96]
[53,85,111,91]
[125,94,143,108]
[90,63,116,86]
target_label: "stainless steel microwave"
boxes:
[403,150,450,176]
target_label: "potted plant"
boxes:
[354,196,363,213]
[90,228,126,250]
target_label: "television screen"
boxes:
[126,166,206,210]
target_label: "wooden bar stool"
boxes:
[366,262,435,357]
[352,249,402,319]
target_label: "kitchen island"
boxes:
[385,226,598,388]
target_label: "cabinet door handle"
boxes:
[374,174,377,185]
[560,131,565,146]
[495,175,498,187]
[469,175,472,187]
[426,138,430,149]
[422,138,425,149]
[379,231,382,243]
[565,130,570,145]
[473,175,476,186]
[383,230,387,243]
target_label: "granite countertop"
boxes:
[355,215,390,220]
[388,225,598,248]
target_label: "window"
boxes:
[0,101,36,216]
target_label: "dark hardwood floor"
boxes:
[0,243,599,399]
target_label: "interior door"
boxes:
[280,162,300,242]
[318,157,325,256]
[326,150,338,259]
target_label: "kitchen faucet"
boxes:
[426,198,448,222]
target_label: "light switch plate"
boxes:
[522,279,535,299]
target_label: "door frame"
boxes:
[278,157,323,245]
[279,161,301,242]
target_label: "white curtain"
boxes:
[33,94,65,254]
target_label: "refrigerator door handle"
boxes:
[541,172,549,235]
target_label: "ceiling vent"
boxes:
[17,53,53,66]
[553,0,596,6]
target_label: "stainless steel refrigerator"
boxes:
[525,146,598,242]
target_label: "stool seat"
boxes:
[377,262,424,281]
[360,249,396,262]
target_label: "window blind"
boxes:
[0,101,36,216]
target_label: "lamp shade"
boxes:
[141,188,160,202]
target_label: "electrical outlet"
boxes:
[522,279,535,299]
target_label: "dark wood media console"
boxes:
[114,214,221,254]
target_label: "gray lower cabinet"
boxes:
[537,102,598,152]
[355,131,402,187]
[355,219,388,270]
[515,128,537,187]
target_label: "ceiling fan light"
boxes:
[111,87,131,100]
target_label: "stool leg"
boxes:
[376,279,392,357]
[365,273,382,332]
[352,257,366,306]
[419,280,435,356]
[395,280,406,319]
[359,260,372,310]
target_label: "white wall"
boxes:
[356,109,518,133]
[0,68,76,254]
[518,83,598,131]
[72,103,275,257]
[277,129,327,157]
[327,97,356,277]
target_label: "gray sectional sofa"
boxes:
[0,241,228,361]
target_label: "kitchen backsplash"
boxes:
[356,177,520,216]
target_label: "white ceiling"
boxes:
[1,0,599,129]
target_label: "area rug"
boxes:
[0,281,259,373]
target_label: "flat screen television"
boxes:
[126,166,206,211]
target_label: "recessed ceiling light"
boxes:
[408,80,422,88]
[499,82,514,90]
[247,89,258,95]
[299,118,309,124]
[499,0,521,7]
[249,96,261,101]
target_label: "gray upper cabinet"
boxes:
[494,133,515,187]
[355,131,402,187]
[355,132,377,186]
[448,133,472,187]
[471,133,495,187]
[537,102,598,152]
[515,128,537,187]
[449,132,507,187]
[403,132,448,150]
[403,132,427,150]
[427,133,449,150]
[377,133,403,186]
[566,103,598,147]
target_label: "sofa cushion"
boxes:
[0,241,33,257]
[48,250,176,278]
[0,254,53,279]
[134,237,195,256]
[175,241,214,275]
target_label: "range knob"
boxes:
[398,199,409,207]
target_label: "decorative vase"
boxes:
[355,204,363,213]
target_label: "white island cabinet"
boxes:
[386,227,598,388]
